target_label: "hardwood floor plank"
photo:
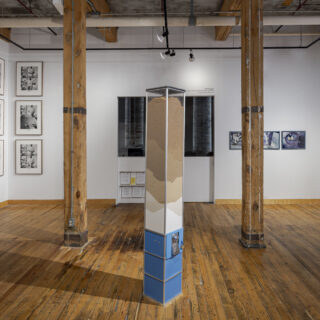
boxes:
[0,203,319,319]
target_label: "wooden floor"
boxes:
[0,203,319,320]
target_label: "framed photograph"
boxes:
[15,139,42,175]
[0,99,3,136]
[264,131,280,150]
[0,140,3,176]
[0,57,4,96]
[16,62,43,96]
[282,131,306,150]
[15,100,42,135]
[229,131,242,150]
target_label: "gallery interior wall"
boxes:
[4,39,320,201]
[0,41,9,203]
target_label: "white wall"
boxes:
[0,41,9,203]
[5,29,320,200]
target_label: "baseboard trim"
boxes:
[0,200,9,209]
[215,199,320,205]
[6,199,116,209]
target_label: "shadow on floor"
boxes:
[0,250,145,303]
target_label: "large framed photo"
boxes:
[15,139,42,175]
[0,99,3,136]
[16,62,43,96]
[0,140,3,176]
[0,58,4,96]
[282,131,306,150]
[229,131,242,150]
[264,131,280,150]
[15,100,42,135]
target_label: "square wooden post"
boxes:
[240,0,265,248]
[63,0,88,247]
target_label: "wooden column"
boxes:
[240,0,265,248]
[63,0,88,247]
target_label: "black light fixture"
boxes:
[159,0,176,59]
[189,49,195,62]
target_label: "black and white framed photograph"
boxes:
[15,139,42,175]
[229,131,242,150]
[15,100,42,135]
[0,140,3,176]
[0,99,4,136]
[0,57,4,96]
[264,131,280,150]
[16,62,43,96]
[282,131,306,150]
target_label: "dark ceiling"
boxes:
[0,0,320,17]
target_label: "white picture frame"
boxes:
[15,100,42,135]
[0,58,4,96]
[15,139,42,175]
[0,99,4,136]
[16,61,43,97]
[0,140,3,176]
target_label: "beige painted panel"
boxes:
[166,97,184,232]
[145,97,166,234]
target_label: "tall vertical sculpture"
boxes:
[144,86,185,304]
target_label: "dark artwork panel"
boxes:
[20,104,38,129]
[264,131,280,150]
[118,97,146,157]
[282,131,306,150]
[229,131,242,150]
[21,66,38,91]
[185,96,214,157]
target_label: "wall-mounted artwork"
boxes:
[282,131,306,150]
[15,100,42,135]
[0,58,4,96]
[15,139,42,175]
[16,62,43,96]
[264,131,280,150]
[229,131,242,150]
[0,140,3,176]
[0,99,3,136]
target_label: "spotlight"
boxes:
[157,28,169,43]
[189,49,195,62]
[160,52,166,60]
[170,49,176,57]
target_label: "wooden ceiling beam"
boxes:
[87,0,118,42]
[215,0,241,41]
[0,28,11,42]
[281,0,294,7]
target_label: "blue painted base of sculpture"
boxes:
[144,273,182,304]
[144,228,183,304]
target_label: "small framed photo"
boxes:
[282,131,306,150]
[0,57,4,95]
[16,62,43,96]
[264,131,280,150]
[15,100,42,135]
[229,131,242,150]
[15,139,42,175]
[0,140,3,176]
[0,99,4,136]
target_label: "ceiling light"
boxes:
[157,28,169,43]
[160,52,167,60]
[189,50,195,62]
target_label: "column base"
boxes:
[64,230,88,247]
[239,231,266,249]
